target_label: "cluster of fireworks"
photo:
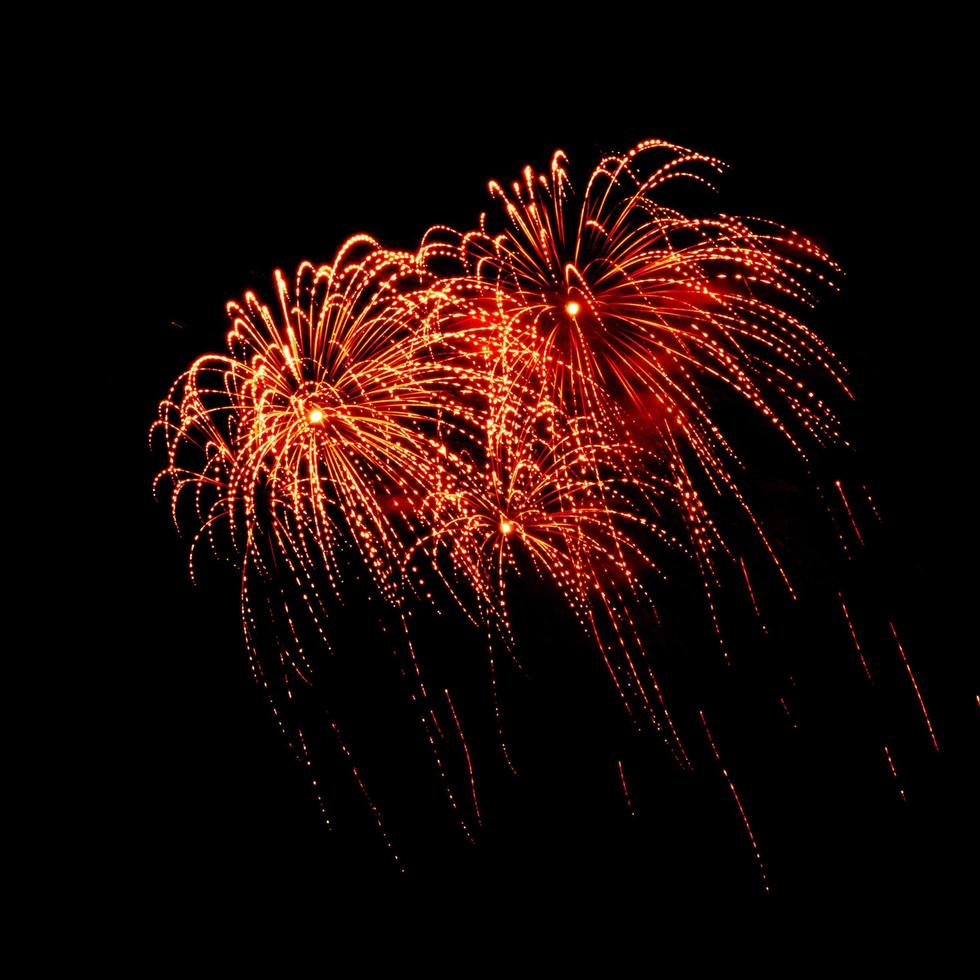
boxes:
[153,139,935,878]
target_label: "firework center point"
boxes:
[308,407,324,424]
[565,301,581,316]
[500,519,513,535]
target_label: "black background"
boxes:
[72,22,974,917]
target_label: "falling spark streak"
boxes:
[618,759,636,817]
[862,484,882,522]
[428,708,445,740]
[699,710,769,893]
[835,480,864,546]
[446,688,482,825]
[739,555,767,634]
[839,593,873,683]
[297,728,332,829]
[882,744,907,803]
[399,619,476,844]
[778,695,798,730]
[889,623,940,752]
[330,720,400,865]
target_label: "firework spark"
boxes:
[618,759,636,817]
[700,709,769,892]
[890,622,940,753]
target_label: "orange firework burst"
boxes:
[152,237,492,846]
[420,139,853,648]
[406,366,689,761]
[153,238,478,615]
[152,138,942,885]
[425,140,847,431]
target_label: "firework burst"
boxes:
[151,138,939,886]
[153,237,507,847]
[405,364,691,758]
[419,139,854,646]
[153,239,480,613]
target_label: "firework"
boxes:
[153,239,481,613]
[420,140,852,633]
[151,138,939,886]
[151,239,489,842]
[406,364,690,760]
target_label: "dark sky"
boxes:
[77,24,973,916]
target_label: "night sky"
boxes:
[83,27,973,915]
